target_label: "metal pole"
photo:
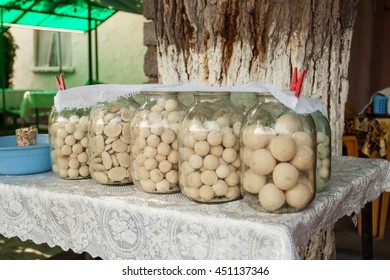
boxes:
[94,20,99,83]
[87,3,93,85]
[56,32,62,74]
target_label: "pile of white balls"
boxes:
[316,130,331,191]
[89,104,136,184]
[241,114,316,212]
[131,97,184,193]
[49,114,90,179]
[179,116,242,202]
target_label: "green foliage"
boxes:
[2,30,18,88]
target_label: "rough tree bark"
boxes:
[153,0,360,259]
[155,0,359,157]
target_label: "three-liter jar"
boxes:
[131,91,186,193]
[179,91,243,203]
[88,96,139,185]
[240,93,317,213]
[311,110,331,192]
[49,107,90,179]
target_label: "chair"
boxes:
[342,135,359,157]
[378,141,390,239]
[342,136,381,237]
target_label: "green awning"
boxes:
[0,0,123,32]
[89,0,143,14]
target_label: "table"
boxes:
[344,115,390,239]
[19,91,56,129]
[0,89,55,131]
[0,156,389,260]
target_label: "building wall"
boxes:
[10,11,147,91]
[347,0,390,114]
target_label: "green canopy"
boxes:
[0,0,143,32]
[89,0,143,14]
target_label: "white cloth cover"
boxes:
[0,157,389,260]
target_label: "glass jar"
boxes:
[88,96,139,185]
[178,92,243,203]
[48,107,90,179]
[241,94,316,213]
[311,110,331,192]
[131,92,186,193]
[230,92,257,113]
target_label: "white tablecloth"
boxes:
[0,156,389,260]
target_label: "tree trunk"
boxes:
[154,0,360,260]
[154,0,359,156]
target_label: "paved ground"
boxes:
[334,211,390,260]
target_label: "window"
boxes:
[34,30,74,72]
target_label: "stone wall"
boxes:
[143,0,158,83]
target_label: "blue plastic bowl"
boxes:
[0,134,51,175]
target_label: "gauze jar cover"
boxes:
[241,94,316,213]
[131,92,186,193]
[179,92,243,203]
[49,107,90,179]
[88,96,139,185]
[311,110,331,192]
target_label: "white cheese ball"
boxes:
[318,166,330,179]
[258,183,286,211]
[212,180,229,196]
[184,186,200,199]
[272,163,299,190]
[285,182,312,209]
[291,145,315,171]
[221,148,237,163]
[179,147,194,161]
[166,170,178,184]
[156,179,171,192]
[242,169,267,193]
[203,155,219,170]
[182,133,197,148]
[275,114,300,135]
[226,186,241,199]
[188,154,203,169]
[199,185,214,202]
[241,146,253,167]
[210,145,223,157]
[242,124,272,150]
[194,141,211,156]
[222,132,236,148]
[165,99,178,111]
[225,171,239,187]
[207,131,223,146]
[191,129,208,141]
[186,172,202,188]
[292,131,313,148]
[249,149,276,175]
[159,160,173,173]
[215,164,230,179]
[269,135,297,161]
[200,170,218,186]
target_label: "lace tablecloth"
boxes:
[0,156,389,260]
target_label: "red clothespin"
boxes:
[54,73,66,90]
[290,67,306,97]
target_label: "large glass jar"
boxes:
[241,94,316,213]
[230,92,257,113]
[311,110,331,192]
[88,96,139,185]
[131,92,186,193]
[48,107,90,179]
[179,92,243,203]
